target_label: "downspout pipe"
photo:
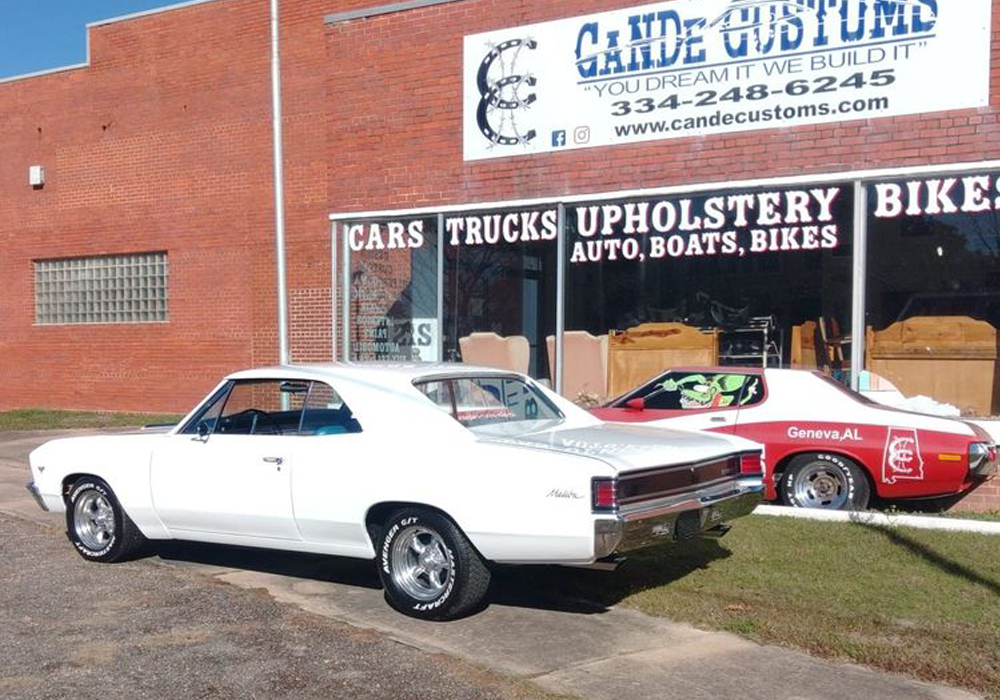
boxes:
[271,0,290,366]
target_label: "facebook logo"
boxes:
[551,130,567,147]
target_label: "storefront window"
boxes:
[346,217,438,362]
[442,206,558,381]
[564,185,854,402]
[866,174,1000,417]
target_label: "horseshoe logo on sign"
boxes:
[476,38,538,148]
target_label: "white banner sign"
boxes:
[463,0,992,161]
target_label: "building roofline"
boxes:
[0,0,229,85]
[85,0,230,29]
[0,62,89,86]
[324,0,464,25]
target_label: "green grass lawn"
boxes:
[0,408,182,431]
[512,515,1000,698]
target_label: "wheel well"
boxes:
[772,451,875,493]
[61,473,97,504]
[364,502,471,550]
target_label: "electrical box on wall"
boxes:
[29,165,44,188]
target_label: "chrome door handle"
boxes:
[710,417,728,423]
[263,456,284,465]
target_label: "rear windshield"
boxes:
[815,373,877,406]
[415,376,563,429]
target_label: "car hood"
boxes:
[30,431,168,464]
[474,422,759,472]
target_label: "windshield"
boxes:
[414,375,564,431]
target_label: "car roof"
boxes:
[658,366,767,376]
[658,367,830,378]
[225,362,524,386]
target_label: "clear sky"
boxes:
[0,1,187,80]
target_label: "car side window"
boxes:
[738,376,764,408]
[299,382,362,436]
[215,380,305,436]
[416,377,562,427]
[418,381,454,415]
[639,373,761,410]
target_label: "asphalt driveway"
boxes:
[0,430,980,700]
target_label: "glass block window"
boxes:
[34,252,169,325]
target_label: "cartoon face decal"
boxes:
[882,427,925,484]
[661,374,757,410]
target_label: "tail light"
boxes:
[592,478,618,512]
[739,452,764,476]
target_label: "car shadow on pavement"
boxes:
[858,523,1000,597]
[147,535,733,617]
[487,537,734,614]
[150,540,382,590]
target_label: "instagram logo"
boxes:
[573,126,591,144]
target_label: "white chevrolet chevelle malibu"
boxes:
[28,363,764,620]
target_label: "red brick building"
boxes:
[1,0,998,509]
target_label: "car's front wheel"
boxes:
[780,453,871,510]
[66,477,147,562]
[377,508,490,621]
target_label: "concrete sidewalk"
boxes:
[0,430,980,700]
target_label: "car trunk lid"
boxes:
[474,422,747,473]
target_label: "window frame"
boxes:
[33,251,169,325]
[614,371,767,412]
[413,374,564,427]
[180,381,234,436]
[297,380,363,437]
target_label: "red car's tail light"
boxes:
[592,478,618,512]
[740,452,764,476]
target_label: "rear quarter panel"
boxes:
[733,371,978,500]
[291,428,611,565]
[733,421,975,499]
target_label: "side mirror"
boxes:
[625,398,646,411]
[196,422,210,441]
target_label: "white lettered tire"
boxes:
[66,477,147,562]
[780,453,871,511]
[378,508,490,621]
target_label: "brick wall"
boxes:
[0,0,275,412]
[324,0,1000,212]
[0,0,997,509]
[952,477,1000,513]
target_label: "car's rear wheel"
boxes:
[780,453,870,510]
[377,508,490,621]
[66,477,147,562]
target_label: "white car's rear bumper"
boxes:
[595,477,764,558]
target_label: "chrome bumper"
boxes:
[971,458,998,479]
[26,481,49,512]
[594,477,764,558]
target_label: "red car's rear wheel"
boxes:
[780,453,870,510]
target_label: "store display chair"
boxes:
[458,332,530,375]
[545,332,608,401]
[814,316,851,374]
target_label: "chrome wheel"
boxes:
[389,526,452,602]
[791,461,849,509]
[74,490,116,551]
